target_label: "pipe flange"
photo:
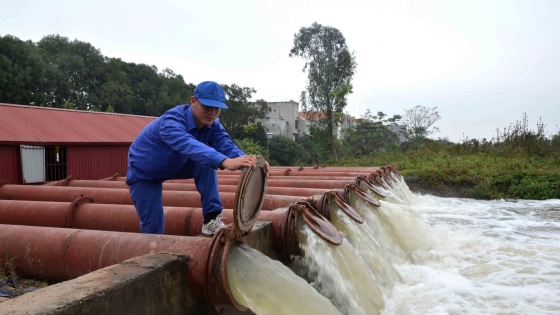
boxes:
[344,184,381,207]
[317,191,364,223]
[378,168,394,188]
[66,196,94,228]
[356,176,387,198]
[369,172,390,190]
[206,228,247,315]
[298,202,343,246]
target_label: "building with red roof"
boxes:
[0,103,155,184]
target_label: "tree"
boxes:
[269,135,300,166]
[232,122,267,148]
[343,110,401,157]
[402,105,441,142]
[37,35,105,109]
[290,22,357,162]
[0,35,50,105]
[219,84,268,133]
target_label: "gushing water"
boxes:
[227,173,559,315]
[227,243,342,315]
[349,193,437,264]
[377,178,560,314]
[297,222,385,315]
[328,205,402,294]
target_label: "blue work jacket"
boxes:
[128,104,244,181]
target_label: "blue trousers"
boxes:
[126,160,222,234]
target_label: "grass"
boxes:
[335,141,560,200]
[1,252,49,297]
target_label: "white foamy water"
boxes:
[297,221,385,315]
[380,182,560,315]
[329,207,403,295]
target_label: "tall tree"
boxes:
[290,22,357,162]
[343,110,401,157]
[0,35,51,105]
[402,105,441,142]
[37,35,105,109]
[219,84,268,133]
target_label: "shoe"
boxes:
[202,214,226,235]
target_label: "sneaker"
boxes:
[202,214,226,235]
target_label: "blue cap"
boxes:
[194,81,228,109]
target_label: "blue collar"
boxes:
[184,104,214,132]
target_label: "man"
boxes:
[126,81,258,235]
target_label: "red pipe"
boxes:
[225,171,373,177]
[0,224,209,282]
[56,179,342,197]
[0,223,240,313]
[114,177,358,190]
[0,184,302,210]
[0,200,342,261]
[270,166,380,172]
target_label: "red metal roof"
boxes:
[0,103,155,145]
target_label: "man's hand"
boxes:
[221,156,257,171]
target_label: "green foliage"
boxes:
[269,135,301,166]
[0,35,51,105]
[342,109,401,157]
[306,126,341,164]
[0,34,202,116]
[295,135,317,165]
[231,122,267,148]
[290,22,357,162]
[335,119,560,200]
[233,138,265,156]
[219,84,269,133]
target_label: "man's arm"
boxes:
[159,115,228,169]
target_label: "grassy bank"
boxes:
[336,142,560,200]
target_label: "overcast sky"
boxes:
[2,0,559,141]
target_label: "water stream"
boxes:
[228,175,560,314]
[382,192,560,314]
[227,243,342,315]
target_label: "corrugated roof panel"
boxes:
[0,103,156,144]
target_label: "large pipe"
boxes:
[0,199,343,260]
[112,177,360,190]
[0,224,244,314]
[222,170,373,177]
[0,184,302,210]
[49,179,342,197]
[269,166,380,172]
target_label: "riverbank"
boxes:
[336,144,560,200]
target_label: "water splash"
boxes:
[328,206,402,294]
[382,195,560,314]
[227,243,342,315]
[297,221,385,315]
[350,191,439,264]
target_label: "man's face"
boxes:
[191,96,221,128]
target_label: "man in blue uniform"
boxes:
[126,81,258,235]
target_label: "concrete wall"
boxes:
[0,221,276,315]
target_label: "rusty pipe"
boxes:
[0,224,246,314]
[54,179,343,197]
[0,200,342,261]
[0,184,302,210]
[218,170,372,178]
[269,166,380,172]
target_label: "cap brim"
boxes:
[197,97,228,109]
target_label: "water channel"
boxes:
[229,176,560,314]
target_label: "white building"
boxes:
[260,100,310,140]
